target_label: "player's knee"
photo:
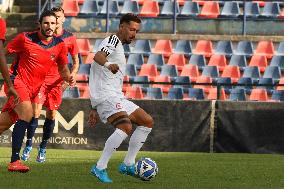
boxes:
[143,115,154,128]
[111,115,133,135]
[46,110,56,120]
[19,112,33,122]
[16,103,33,122]
[33,103,43,118]
[34,109,41,118]
[116,123,132,135]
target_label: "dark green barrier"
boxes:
[215,101,284,154]
[1,98,284,154]
[0,99,211,152]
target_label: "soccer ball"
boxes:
[135,157,158,181]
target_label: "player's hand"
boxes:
[61,81,69,91]
[88,109,100,128]
[7,86,20,105]
[68,75,76,87]
[107,64,119,74]
[70,72,77,79]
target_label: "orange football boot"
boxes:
[8,160,30,173]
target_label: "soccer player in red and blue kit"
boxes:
[21,6,80,163]
[0,18,19,102]
[0,10,75,172]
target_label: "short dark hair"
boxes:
[50,6,65,14]
[120,13,141,25]
[39,10,57,23]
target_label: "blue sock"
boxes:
[11,120,29,163]
[26,117,38,147]
[40,118,55,149]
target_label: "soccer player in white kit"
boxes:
[88,13,154,183]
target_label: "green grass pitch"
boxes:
[0,147,284,189]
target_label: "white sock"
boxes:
[124,126,152,166]
[96,128,128,170]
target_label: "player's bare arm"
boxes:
[0,45,12,87]
[0,45,19,103]
[57,63,75,86]
[61,54,79,91]
[94,51,119,74]
[70,54,79,76]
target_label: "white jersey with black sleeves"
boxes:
[89,34,126,106]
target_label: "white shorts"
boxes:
[96,96,139,123]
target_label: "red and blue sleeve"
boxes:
[68,35,79,56]
[57,43,68,65]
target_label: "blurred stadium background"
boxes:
[1,0,284,187]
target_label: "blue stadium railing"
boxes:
[37,0,59,19]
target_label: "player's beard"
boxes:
[125,37,134,44]
[125,40,131,44]
[41,28,54,38]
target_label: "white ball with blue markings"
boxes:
[135,157,158,181]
